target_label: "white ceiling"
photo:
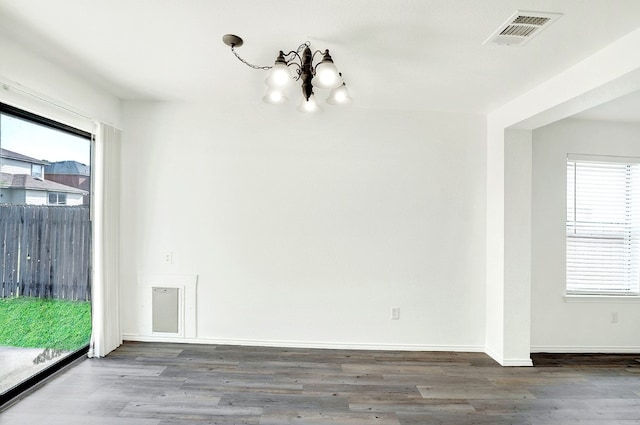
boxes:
[1,0,640,116]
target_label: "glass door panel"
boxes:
[0,107,92,397]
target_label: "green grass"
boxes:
[0,297,91,351]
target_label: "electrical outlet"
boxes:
[391,307,400,320]
[611,312,618,323]
[164,252,173,264]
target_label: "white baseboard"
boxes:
[120,337,640,362]
[501,358,534,366]
[485,346,533,367]
[531,345,640,353]
[121,333,484,353]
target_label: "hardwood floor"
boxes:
[2,342,640,424]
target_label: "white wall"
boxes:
[25,190,46,205]
[0,35,120,130]
[486,26,640,365]
[65,192,84,206]
[0,188,23,204]
[119,101,487,350]
[532,118,640,352]
[0,158,32,175]
[502,130,532,363]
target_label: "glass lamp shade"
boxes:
[263,87,288,105]
[314,61,341,89]
[266,63,292,88]
[297,94,320,113]
[326,83,352,105]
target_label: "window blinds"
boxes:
[566,157,640,295]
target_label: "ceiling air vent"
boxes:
[484,10,562,46]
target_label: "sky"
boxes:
[0,114,90,165]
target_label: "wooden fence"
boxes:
[0,205,91,300]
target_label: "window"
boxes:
[48,192,67,205]
[566,155,640,295]
[32,164,43,179]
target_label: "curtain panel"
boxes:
[89,122,122,358]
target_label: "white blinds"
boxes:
[566,157,640,294]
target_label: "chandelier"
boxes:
[222,34,352,112]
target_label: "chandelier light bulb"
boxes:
[314,50,341,89]
[263,87,287,104]
[297,94,320,113]
[315,63,340,88]
[327,83,352,105]
[266,63,292,88]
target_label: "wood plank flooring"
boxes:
[2,342,640,424]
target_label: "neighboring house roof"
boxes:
[45,160,90,176]
[0,148,47,165]
[0,172,87,194]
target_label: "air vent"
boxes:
[484,10,562,46]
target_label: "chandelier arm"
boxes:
[287,62,303,81]
[277,50,305,80]
[281,50,301,59]
[230,45,272,70]
[310,50,326,72]
[281,50,302,67]
[297,42,311,53]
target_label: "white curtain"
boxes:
[88,122,122,358]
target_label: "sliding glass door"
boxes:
[0,103,92,399]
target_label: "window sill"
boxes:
[564,295,640,303]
